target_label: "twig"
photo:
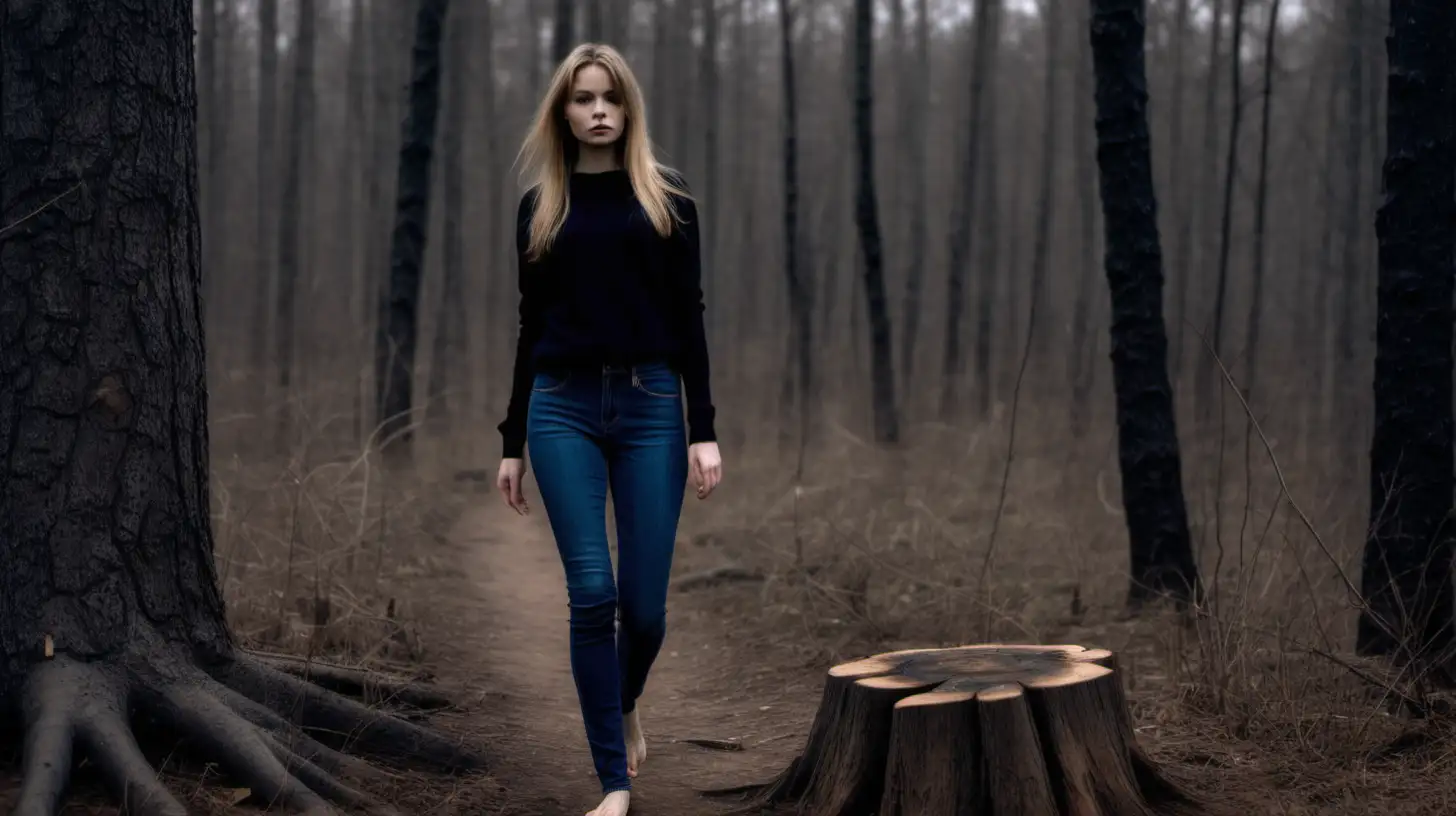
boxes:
[0,181,84,238]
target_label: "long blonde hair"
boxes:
[515,43,690,262]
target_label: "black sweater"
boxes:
[497,168,716,459]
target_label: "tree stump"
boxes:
[731,645,1202,816]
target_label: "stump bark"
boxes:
[725,645,1201,816]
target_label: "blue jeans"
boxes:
[526,361,688,794]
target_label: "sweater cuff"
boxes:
[687,414,717,445]
[502,433,526,460]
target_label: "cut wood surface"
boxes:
[710,644,1205,816]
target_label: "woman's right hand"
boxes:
[497,458,529,515]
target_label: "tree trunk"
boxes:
[1246,0,1281,398]
[0,3,479,812]
[897,0,930,394]
[1088,0,1202,607]
[377,0,450,461]
[715,646,1201,816]
[852,0,899,445]
[275,0,317,445]
[555,0,576,62]
[250,0,279,381]
[778,0,813,470]
[940,0,997,419]
[1356,0,1455,662]
[427,1,471,429]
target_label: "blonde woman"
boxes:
[494,43,723,816]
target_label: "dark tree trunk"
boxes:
[250,0,279,380]
[1246,0,1281,397]
[700,0,719,330]
[427,1,471,429]
[377,0,450,460]
[0,3,479,813]
[1069,0,1101,443]
[275,0,316,444]
[898,0,929,391]
[852,0,899,445]
[1087,0,1202,607]
[1356,0,1456,662]
[940,0,997,419]
[555,0,576,62]
[778,0,813,471]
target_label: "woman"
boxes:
[494,42,723,816]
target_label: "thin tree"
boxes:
[0,2,479,811]
[276,0,317,444]
[940,0,997,419]
[555,0,576,63]
[250,0,279,379]
[1356,0,1456,663]
[778,0,813,474]
[377,0,450,460]
[897,0,930,389]
[427,1,472,428]
[1088,0,1203,608]
[852,0,899,445]
[1246,0,1281,399]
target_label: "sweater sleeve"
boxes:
[666,178,717,445]
[497,189,544,459]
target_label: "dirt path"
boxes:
[440,500,808,816]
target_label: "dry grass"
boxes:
[667,377,1456,815]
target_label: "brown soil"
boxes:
[428,500,814,816]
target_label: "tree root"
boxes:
[9,650,484,816]
[245,650,452,710]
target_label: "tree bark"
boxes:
[714,646,1201,816]
[377,0,450,460]
[250,0,279,380]
[1356,0,1456,662]
[852,0,899,445]
[1088,0,1202,607]
[427,1,471,429]
[778,0,813,472]
[940,0,997,419]
[275,0,317,444]
[0,3,480,812]
[897,0,930,392]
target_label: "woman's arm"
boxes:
[497,189,544,459]
[666,178,717,446]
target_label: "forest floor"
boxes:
[7,419,1456,815]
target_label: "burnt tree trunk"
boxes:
[0,3,479,813]
[852,0,899,445]
[711,646,1201,815]
[1355,0,1456,662]
[1088,0,1202,608]
[377,0,449,460]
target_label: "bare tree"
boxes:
[378,0,451,459]
[1356,0,1455,664]
[1088,0,1202,608]
[0,2,479,810]
[427,1,472,427]
[853,0,899,445]
[275,0,317,443]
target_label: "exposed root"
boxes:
[212,653,482,771]
[7,649,483,816]
[246,650,452,710]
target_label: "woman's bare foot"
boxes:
[625,708,647,778]
[586,790,630,816]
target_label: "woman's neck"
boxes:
[573,144,620,174]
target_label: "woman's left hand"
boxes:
[688,442,722,500]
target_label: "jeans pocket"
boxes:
[632,366,680,398]
[532,370,572,393]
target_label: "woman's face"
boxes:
[564,63,625,148]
